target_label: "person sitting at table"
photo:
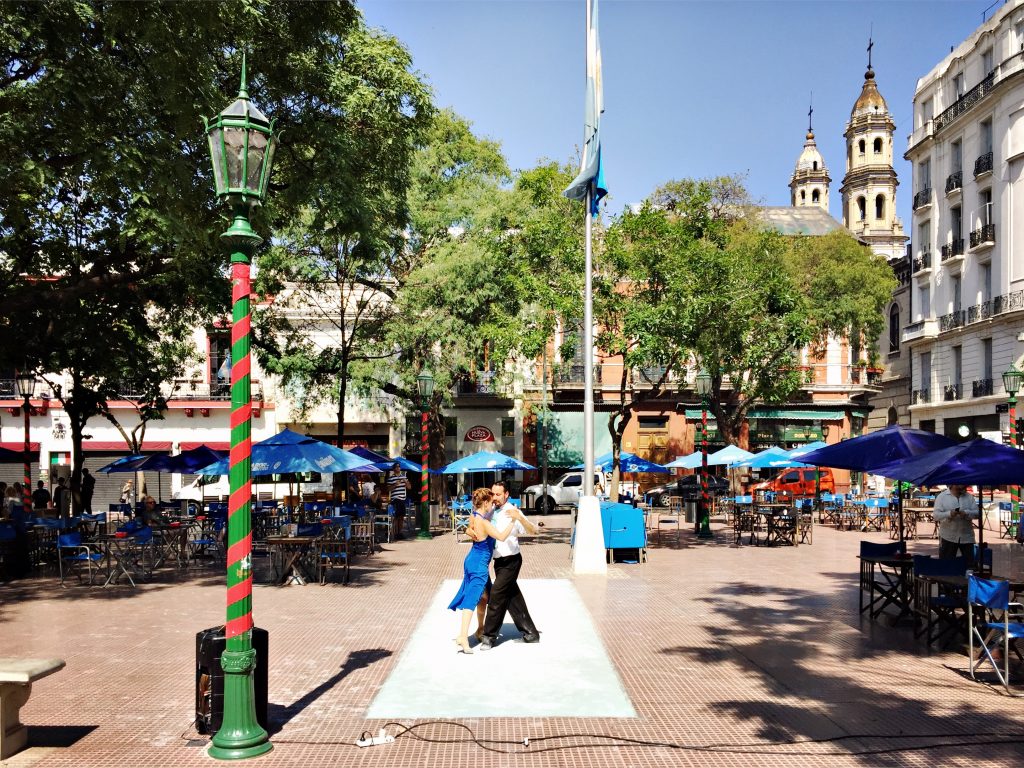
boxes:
[447,487,519,654]
[137,496,159,527]
[933,483,979,563]
[3,486,18,517]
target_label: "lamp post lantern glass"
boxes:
[1003,363,1023,531]
[204,55,275,761]
[416,371,435,540]
[695,370,712,539]
[16,372,34,515]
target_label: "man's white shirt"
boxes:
[492,502,526,558]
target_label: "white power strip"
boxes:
[355,729,395,748]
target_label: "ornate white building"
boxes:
[901,0,1024,441]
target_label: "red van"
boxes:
[753,467,834,498]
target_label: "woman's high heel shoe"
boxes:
[454,637,473,654]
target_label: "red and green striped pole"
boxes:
[22,398,31,515]
[418,407,431,539]
[1010,395,1019,535]
[208,211,271,761]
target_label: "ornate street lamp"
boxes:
[15,371,35,516]
[203,55,276,761]
[695,369,713,539]
[1003,363,1023,527]
[416,370,435,540]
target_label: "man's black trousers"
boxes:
[482,553,537,639]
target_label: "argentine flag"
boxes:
[563,0,607,215]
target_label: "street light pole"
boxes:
[696,370,712,539]
[416,371,435,540]
[15,372,34,516]
[1002,363,1023,531]
[204,55,276,761]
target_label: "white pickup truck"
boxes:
[522,472,641,515]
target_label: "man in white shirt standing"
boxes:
[479,480,541,650]
[932,483,979,563]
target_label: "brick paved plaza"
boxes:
[3,517,1023,768]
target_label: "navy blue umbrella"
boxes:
[797,425,955,471]
[98,454,151,473]
[870,438,1024,549]
[571,451,668,473]
[871,438,1024,488]
[349,446,393,471]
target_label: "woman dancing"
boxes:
[448,486,520,653]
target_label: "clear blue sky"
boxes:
[361,0,998,228]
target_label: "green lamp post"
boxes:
[1003,362,1023,532]
[416,370,435,540]
[203,55,276,761]
[695,369,713,539]
[15,371,35,516]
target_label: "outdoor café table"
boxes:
[754,504,793,546]
[151,524,188,569]
[265,535,319,586]
[858,552,915,624]
[888,508,920,541]
[902,506,933,538]
[99,534,144,587]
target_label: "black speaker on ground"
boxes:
[195,625,269,735]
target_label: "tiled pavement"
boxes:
[2,515,1023,767]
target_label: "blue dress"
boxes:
[448,512,495,611]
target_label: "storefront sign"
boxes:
[464,425,495,442]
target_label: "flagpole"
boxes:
[583,185,595,498]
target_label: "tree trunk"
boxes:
[336,354,348,447]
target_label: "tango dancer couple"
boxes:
[448,481,541,654]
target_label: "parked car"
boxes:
[752,467,835,498]
[645,474,731,507]
[522,472,640,514]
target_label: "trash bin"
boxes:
[195,625,269,736]
[684,501,697,525]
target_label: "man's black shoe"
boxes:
[479,636,495,651]
[521,632,540,643]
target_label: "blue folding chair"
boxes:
[57,531,104,586]
[968,573,1024,694]
[318,521,350,585]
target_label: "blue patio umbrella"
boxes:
[797,425,955,471]
[196,428,375,476]
[870,437,1024,549]
[706,445,754,466]
[664,451,704,469]
[390,455,423,472]
[729,446,789,469]
[786,441,828,459]
[571,451,669,473]
[349,446,393,471]
[98,454,152,473]
[871,438,1024,489]
[441,451,536,474]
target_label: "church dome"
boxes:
[794,131,827,173]
[851,67,888,117]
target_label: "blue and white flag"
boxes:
[563,0,607,214]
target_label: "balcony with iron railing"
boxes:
[940,238,965,262]
[912,388,931,405]
[974,151,994,177]
[938,310,966,332]
[555,363,602,387]
[934,70,995,133]
[912,188,932,210]
[973,379,994,397]
[912,251,932,274]
[945,170,963,194]
[969,223,996,249]
[943,383,963,401]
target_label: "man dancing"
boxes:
[479,480,541,649]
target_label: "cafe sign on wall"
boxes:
[464,425,495,442]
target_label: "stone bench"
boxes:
[0,658,65,759]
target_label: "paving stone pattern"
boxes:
[2,516,1023,767]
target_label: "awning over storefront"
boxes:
[538,411,614,467]
[682,408,848,421]
[0,442,40,452]
[82,441,172,452]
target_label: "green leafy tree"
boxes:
[0,1,430,497]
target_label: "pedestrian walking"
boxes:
[386,462,410,538]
